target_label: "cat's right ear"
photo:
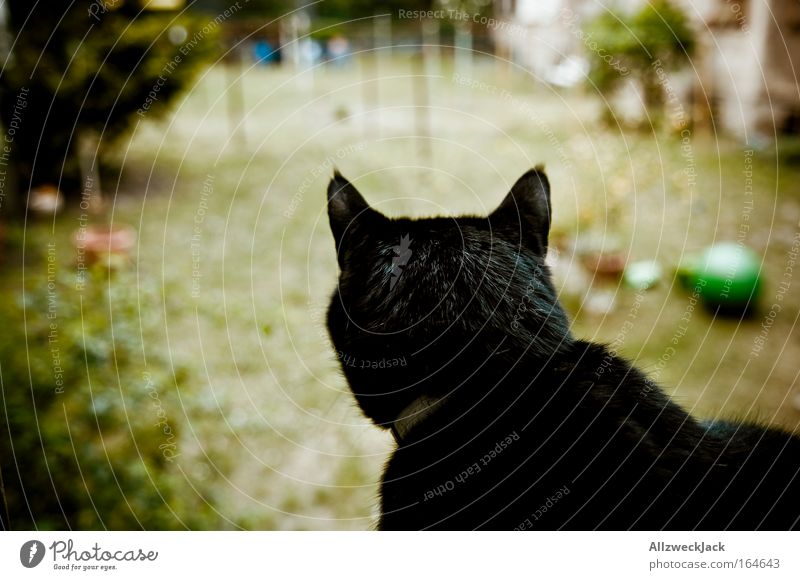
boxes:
[490,167,551,256]
[327,171,383,252]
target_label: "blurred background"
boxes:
[1,0,799,530]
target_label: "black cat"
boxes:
[326,168,800,530]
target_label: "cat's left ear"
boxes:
[327,170,385,251]
[490,167,551,255]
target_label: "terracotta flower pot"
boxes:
[73,224,137,264]
[580,251,626,279]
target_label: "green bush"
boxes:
[0,256,221,530]
[0,2,219,199]
[583,0,695,121]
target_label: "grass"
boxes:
[6,55,800,529]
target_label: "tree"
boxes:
[583,0,696,124]
[0,1,218,204]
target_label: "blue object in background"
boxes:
[253,39,278,65]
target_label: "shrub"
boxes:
[583,0,696,121]
[0,2,219,200]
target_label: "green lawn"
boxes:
[6,56,800,529]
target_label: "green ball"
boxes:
[688,243,762,308]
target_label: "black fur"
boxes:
[326,169,800,530]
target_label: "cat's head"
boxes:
[325,169,573,427]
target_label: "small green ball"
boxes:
[689,243,762,308]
